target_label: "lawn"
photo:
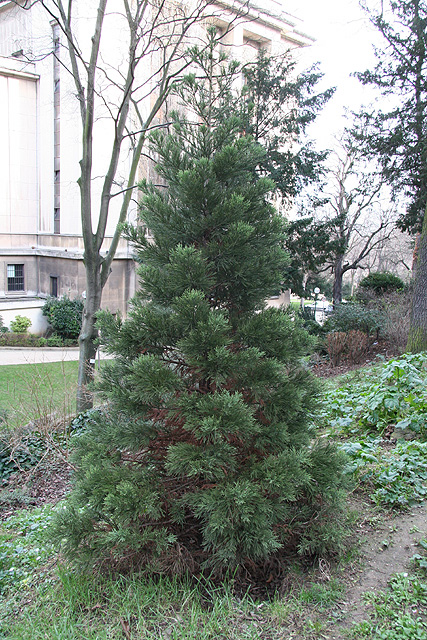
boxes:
[0,361,79,429]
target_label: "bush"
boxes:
[10,315,32,334]
[297,306,326,338]
[42,295,83,340]
[327,330,369,367]
[324,302,384,340]
[358,271,406,295]
[0,316,8,334]
[46,334,63,347]
[0,333,49,347]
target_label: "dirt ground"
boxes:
[327,501,427,638]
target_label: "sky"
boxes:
[286,0,382,148]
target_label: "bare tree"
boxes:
[314,141,395,306]
[15,0,246,411]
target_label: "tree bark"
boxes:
[407,207,427,352]
[332,255,344,307]
[77,254,102,413]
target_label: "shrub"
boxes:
[327,330,369,367]
[46,334,63,347]
[0,333,43,347]
[42,295,83,340]
[0,316,8,334]
[324,302,384,340]
[358,271,406,295]
[0,333,49,347]
[327,331,347,367]
[10,315,32,334]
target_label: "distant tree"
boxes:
[309,140,394,307]
[242,50,334,208]
[355,0,427,351]
[240,51,335,296]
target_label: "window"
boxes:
[7,264,25,292]
[50,276,58,297]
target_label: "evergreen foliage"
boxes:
[359,271,406,295]
[42,295,84,340]
[355,0,427,234]
[51,40,347,573]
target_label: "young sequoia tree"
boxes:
[52,50,346,572]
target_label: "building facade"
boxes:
[0,0,308,331]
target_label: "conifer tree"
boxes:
[52,40,346,572]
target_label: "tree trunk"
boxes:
[76,257,102,413]
[407,207,427,352]
[332,255,344,307]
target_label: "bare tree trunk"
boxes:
[77,255,102,412]
[333,255,344,307]
[407,207,427,352]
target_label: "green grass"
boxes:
[0,504,347,640]
[0,361,79,429]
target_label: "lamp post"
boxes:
[314,287,320,322]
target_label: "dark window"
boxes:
[7,264,24,292]
[50,276,58,297]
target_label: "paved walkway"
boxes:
[0,347,82,365]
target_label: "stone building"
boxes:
[0,0,308,332]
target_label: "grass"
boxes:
[0,502,347,639]
[0,361,79,429]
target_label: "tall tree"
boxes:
[242,50,334,209]
[51,46,346,573]
[355,0,427,350]
[318,143,394,306]
[16,0,234,411]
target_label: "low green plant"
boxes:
[412,538,427,572]
[46,334,63,347]
[0,333,47,347]
[42,295,83,341]
[323,352,427,438]
[10,315,32,334]
[349,573,427,639]
[0,434,45,483]
[338,438,427,508]
[324,303,384,340]
[0,505,55,595]
[0,315,8,334]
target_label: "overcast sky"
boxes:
[287,0,382,148]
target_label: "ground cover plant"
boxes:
[348,571,427,639]
[323,352,427,439]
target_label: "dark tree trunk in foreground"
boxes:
[407,207,427,352]
[332,255,344,307]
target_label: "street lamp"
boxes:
[314,287,320,321]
